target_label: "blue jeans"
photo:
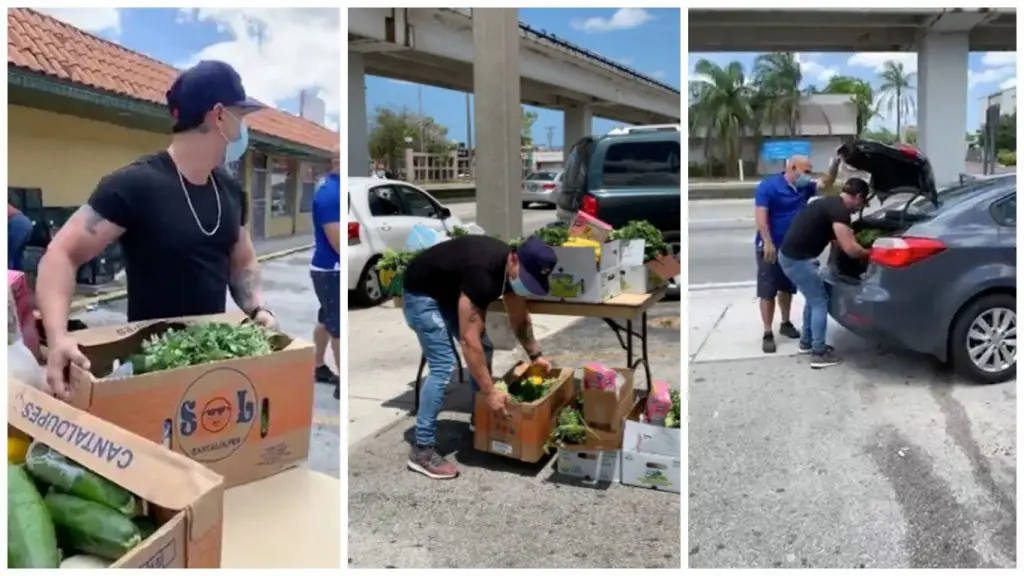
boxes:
[778,253,829,354]
[8,213,33,271]
[403,291,493,447]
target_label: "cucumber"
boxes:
[24,442,138,516]
[45,493,142,561]
[8,463,61,568]
[134,518,159,540]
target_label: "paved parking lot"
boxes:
[689,327,1016,569]
[73,250,341,477]
[348,302,682,569]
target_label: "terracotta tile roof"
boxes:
[7,8,337,154]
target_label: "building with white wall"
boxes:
[979,86,1017,126]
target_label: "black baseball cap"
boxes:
[842,177,870,198]
[166,60,264,133]
[514,236,558,296]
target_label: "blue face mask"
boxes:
[221,111,249,164]
[509,276,532,297]
[795,174,812,187]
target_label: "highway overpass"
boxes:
[689,8,1018,186]
[349,8,681,237]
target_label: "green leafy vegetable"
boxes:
[665,389,681,429]
[532,227,569,247]
[855,228,886,248]
[543,401,599,453]
[132,323,273,374]
[609,220,669,262]
[374,248,420,273]
[495,374,559,404]
[449,225,470,238]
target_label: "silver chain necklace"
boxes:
[176,169,222,236]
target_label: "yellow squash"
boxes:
[8,436,31,464]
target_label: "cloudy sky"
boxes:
[36,7,340,132]
[689,50,1016,132]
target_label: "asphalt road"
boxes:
[688,200,757,286]
[348,302,682,569]
[689,331,1016,569]
[71,250,341,478]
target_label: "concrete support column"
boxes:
[916,32,969,187]
[472,8,522,240]
[563,103,593,151]
[348,51,370,178]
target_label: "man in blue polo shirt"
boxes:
[754,154,839,353]
[311,145,341,398]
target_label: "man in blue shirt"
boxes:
[754,154,838,353]
[311,146,341,398]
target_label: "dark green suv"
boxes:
[555,126,681,294]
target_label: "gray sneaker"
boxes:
[407,446,459,480]
[799,343,835,355]
[810,350,844,369]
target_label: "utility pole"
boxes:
[545,125,554,149]
[418,85,425,150]
[465,93,473,178]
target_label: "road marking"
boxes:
[689,217,755,224]
[689,281,757,291]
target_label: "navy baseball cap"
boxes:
[166,60,264,133]
[515,236,558,296]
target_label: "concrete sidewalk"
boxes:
[689,286,874,364]
[348,302,681,569]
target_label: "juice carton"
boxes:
[645,380,673,426]
[582,362,619,392]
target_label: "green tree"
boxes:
[688,58,754,176]
[368,106,454,169]
[976,112,1016,152]
[522,107,538,147]
[822,75,876,136]
[876,61,916,142]
[752,52,804,136]
[861,128,897,144]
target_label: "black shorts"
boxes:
[310,269,340,338]
[755,248,796,299]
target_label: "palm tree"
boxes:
[752,52,804,136]
[877,61,916,142]
[689,59,755,176]
[822,75,877,137]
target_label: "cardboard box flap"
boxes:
[71,311,249,348]
[9,379,224,539]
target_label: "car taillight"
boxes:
[869,237,946,268]
[581,194,598,217]
[348,221,360,242]
[542,183,556,191]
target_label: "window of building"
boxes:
[299,162,328,213]
[270,157,294,217]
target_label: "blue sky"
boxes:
[36,8,340,131]
[689,51,1016,132]
[366,8,681,148]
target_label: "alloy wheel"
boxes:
[364,267,383,302]
[966,306,1016,374]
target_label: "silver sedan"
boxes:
[521,171,562,208]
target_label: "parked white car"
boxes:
[348,177,465,307]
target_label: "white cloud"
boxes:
[615,57,634,67]
[36,8,121,36]
[982,52,1016,67]
[999,77,1016,90]
[176,9,340,119]
[968,66,1015,88]
[795,53,838,84]
[570,9,654,33]
[651,70,666,80]
[847,52,918,75]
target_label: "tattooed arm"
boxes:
[228,227,264,315]
[502,292,541,357]
[37,204,125,341]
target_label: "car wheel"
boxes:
[522,201,532,209]
[351,258,388,308]
[949,293,1016,384]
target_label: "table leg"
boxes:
[641,312,652,391]
[626,319,634,370]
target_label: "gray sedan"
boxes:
[824,173,1016,383]
[521,171,562,208]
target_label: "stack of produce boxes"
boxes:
[620,383,682,493]
[8,379,224,568]
[473,362,574,462]
[552,363,636,483]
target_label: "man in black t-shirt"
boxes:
[36,60,278,398]
[778,178,871,369]
[401,234,557,480]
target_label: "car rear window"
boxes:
[527,172,558,181]
[600,139,681,188]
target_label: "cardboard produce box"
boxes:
[538,239,622,304]
[63,313,315,488]
[555,394,636,483]
[619,239,681,295]
[580,366,635,432]
[473,363,574,463]
[620,401,682,494]
[8,378,224,568]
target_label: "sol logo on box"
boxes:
[175,367,257,463]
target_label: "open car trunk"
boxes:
[829,218,906,281]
